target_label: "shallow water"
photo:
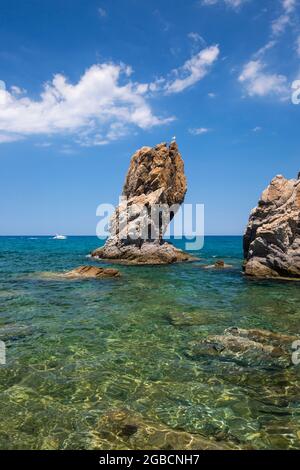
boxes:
[0,236,299,450]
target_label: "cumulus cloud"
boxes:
[0,63,174,146]
[164,45,219,94]
[0,43,220,146]
[238,60,288,97]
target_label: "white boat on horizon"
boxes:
[52,234,67,240]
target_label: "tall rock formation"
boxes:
[92,142,195,265]
[243,174,300,278]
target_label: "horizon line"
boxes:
[0,234,243,237]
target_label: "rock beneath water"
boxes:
[91,142,196,265]
[92,409,237,450]
[226,326,298,347]
[0,324,34,341]
[244,174,300,278]
[202,260,233,270]
[186,327,297,369]
[63,266,120,279]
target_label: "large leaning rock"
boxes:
[243,174,300,278]
[92,142,196,265]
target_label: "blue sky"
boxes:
[0,0,299,235]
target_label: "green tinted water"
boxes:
[0,236,299,449]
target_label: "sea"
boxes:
[0,235,299,449]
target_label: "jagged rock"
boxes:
[186,327,297,369]
[63,266,120,279]
[244,174,300,278]
[91,142,196,265]
[92,409,237,450]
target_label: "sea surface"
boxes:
[0,236,300,450]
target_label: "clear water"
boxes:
[0,236,299,450]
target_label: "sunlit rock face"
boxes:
[92,142,196,265]
[243,174,300,278]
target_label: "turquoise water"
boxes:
[0,236,300,450]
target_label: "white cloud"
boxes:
[188,32,206,46]
[251,1,296,67]
[272,0,296,36]
[252,126,262,132]
[238,60,288,97]
[283,0,296,14]
[226,0,248,5]
[0,63,174,146]
[241,0,297,100]
[189,127,212,135]
[164,45,219,94]
[272,14,290,35]
[0,43,220,146]
[201,0,249,8]
[254,40,277,59]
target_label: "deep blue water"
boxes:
[0,236,300,449]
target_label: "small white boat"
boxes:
[52,234,67,240]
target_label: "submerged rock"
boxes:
[202,260,233,270]
[63,266,120,279]
[92,409,237,450]
[226,327,298,347]
[91,142,196,265]
[244,174,300,278]
[186,327,297,370]
[0,324,34,341]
